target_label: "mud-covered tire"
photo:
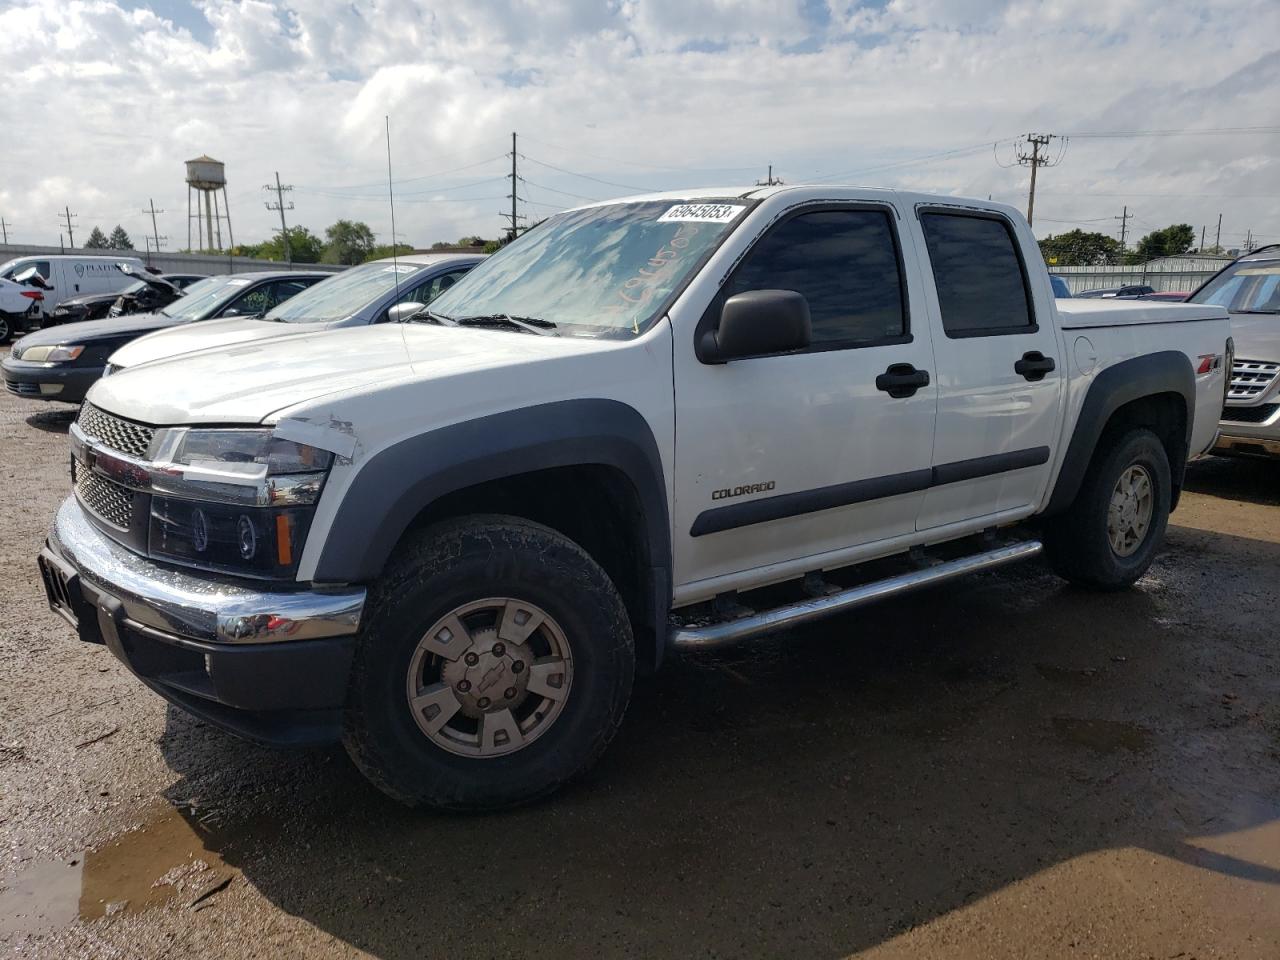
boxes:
[342,515,634,811]
[1044,428,1172,590]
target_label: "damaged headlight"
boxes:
[147,428,334,579]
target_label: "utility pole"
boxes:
[60,206,78,249]
[0,216,9,244]
[755,165,783,186]
[263,172,295,262]
[1114,205,1132,249]
[1200,225,1206,252]
[1014,133,1061,227]
[1215,213,1222,251]
[143,199,165,252]
[500,131,527,242]
[1245,229,1253,252]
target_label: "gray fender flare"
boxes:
[312,398,672,650]
[1044,350,1195,516]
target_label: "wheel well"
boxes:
[1097,392,1188,506]
[398,465,661,673]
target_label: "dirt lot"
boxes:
[2,360,1279,959]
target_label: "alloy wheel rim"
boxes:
[405,597,573,758]
[1107,464,1154,557]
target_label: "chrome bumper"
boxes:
[47,496,365,644]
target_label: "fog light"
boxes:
[237,515,257,560]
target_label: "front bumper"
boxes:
[39,496,366,746]
[1215,404,1280,458]
[2,356,102,403]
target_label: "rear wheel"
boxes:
[1045,428,1172,589]
[343,515,634,810]
[0,315,11,344]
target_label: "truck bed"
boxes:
[1056,299,1224,330]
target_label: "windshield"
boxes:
[264,261,422,323]
[160,275,255,320]
[1191,260,1280,314]
[423,199,750,336]
[120,280,149,295]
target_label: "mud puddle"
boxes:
[0,803,239,935]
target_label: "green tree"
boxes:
[1038,230,1123,266]
[364,242,414,262]
[259,226,324,263]
[322,220,377,265]
[107,225,133,250]
[83,226,109,249]
[1132,224,1195,262]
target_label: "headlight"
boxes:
[18,344,85,363]
[145,428,334,579]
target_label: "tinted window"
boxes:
[1190,260,1280,314]
[382,268,474,322]
[722,209,906,347]
[920,213,1033,335]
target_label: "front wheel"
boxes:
[1044,428,1172,590]
[0,314,12,345]
[343,515,635,810]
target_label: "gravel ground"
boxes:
[2,355,1279,959]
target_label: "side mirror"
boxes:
[387,301,425,323]
[697,289,811,364]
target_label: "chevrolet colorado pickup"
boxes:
[37,186,1231,810]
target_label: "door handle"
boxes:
[1014,351,1055,382]
[875,363,930,398]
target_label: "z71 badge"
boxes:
[711,481,776,501]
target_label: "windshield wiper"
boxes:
[409,309,458,326]
[1232,309,1280,315]
[452,314,558,336]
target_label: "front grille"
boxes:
[73,461,133,529]
[1228,359,1280,402]
[1222,402,1279,425]
[5,378,39,396]
[77,403,155,458]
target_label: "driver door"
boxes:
[671,202,939,600]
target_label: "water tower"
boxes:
[185,155,235,252]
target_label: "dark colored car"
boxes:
[43,269,208,327]
[1075,284,1155,298]
[2,271,326,405]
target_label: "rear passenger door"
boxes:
[911,207,1064,531]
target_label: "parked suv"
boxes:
[1188,244,1280,457]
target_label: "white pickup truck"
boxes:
[37,186,1231,810]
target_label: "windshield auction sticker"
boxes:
[657,203,744,223]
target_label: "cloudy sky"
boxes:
[1,0,1277,254]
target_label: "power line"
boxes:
[1066,125,1280,139]
[519,178,602,203]
[1013,133,1065,227]
[1115,205,1133,248]
[143,199,164,253]
[264,172,295,262]
[518,154,648,192]
[59,206,78,249]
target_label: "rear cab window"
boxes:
[919,211,1036,337]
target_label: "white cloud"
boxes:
[0,0,1276,254]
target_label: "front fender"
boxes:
[311,399,671,593]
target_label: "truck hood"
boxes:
[1225,312,1280,363]
[110,316,341,369]
[87,323,619,425]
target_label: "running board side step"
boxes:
[668,540,1043,651]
